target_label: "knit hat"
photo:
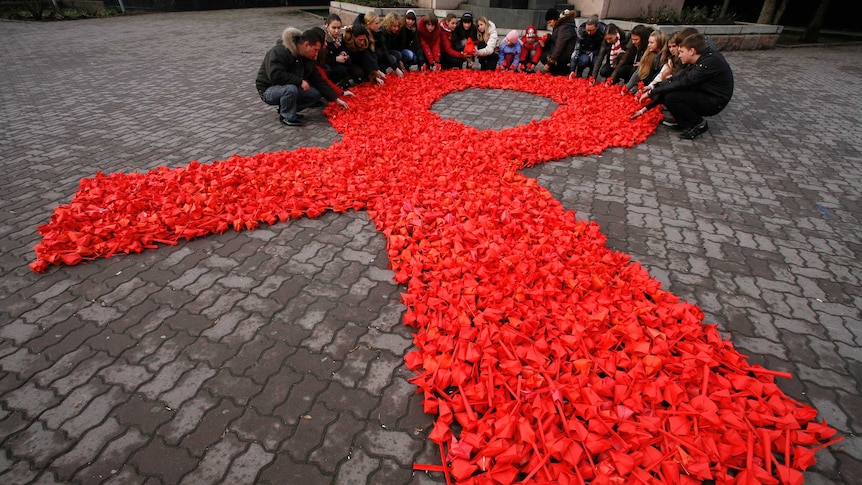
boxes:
[506,30,519,44]
[545,8,559,22]
[526,26,537,37]
[461,12,473,23]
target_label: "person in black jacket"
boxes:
[570,16,605,78]
[256,27,350,126]
[631,33,734,140]
[542,9,577,76]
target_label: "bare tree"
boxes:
[800,0,832,42]
[757,0,790,24]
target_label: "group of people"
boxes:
[255,9,733,140]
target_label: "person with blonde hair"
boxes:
[380,12,406,71]
[356,12,403,76]
[627,29,667,92]
[474,16,499,70]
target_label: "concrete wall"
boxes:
[571,0,684,19]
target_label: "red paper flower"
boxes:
[31,70,839,483]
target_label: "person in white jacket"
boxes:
[474,17,499,70]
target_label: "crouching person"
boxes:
[630,33,733,140]
[256,27,350,127]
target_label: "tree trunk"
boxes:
[757,0,777,24]
[772,0,789,24]
[720,0,732,18]
[800,0,833,43]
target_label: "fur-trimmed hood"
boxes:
[557,9,577,26]
[281,26,302,56]
[342,25,375,53]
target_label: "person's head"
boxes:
[584,15,600,36]
[297,28,324,60]
[647,29,667,54]
[477,17,488,34]
[364,12,381,32]
[679,33,707,64]
[604,23,620,44]
[545,8,559,29]
[350,24,370,49]
[445,13,458,29]
[505,29,519,46]
[629,25,652,51]
[405,9,416,28]
[460,12,473,30]
[325,14,342,39]
[676,27,700,42]
[381,13,401,34]
[422,14,437,32]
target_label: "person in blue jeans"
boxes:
[256,27,351,126]
[571,15,605,78]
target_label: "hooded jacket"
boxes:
[546,10,577,72]
[255,27,337,102]
[417,17,441,64]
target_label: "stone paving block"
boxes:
[74,426,148,484]
[357,426,424,467]
[222,441,274,484]
[180,398,242,458]
[51,416,125,481]
[179,431,247,485]
[333,448,380,485]
[130,437,198,484]
[272,374,328,426]
[259,455,330,485]
[5,420,74,468]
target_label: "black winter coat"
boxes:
[255,32,337,101]
[649,47,734,108]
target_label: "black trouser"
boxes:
[441,53,463,69]
[660,90,727,129]
[478,53,498,70]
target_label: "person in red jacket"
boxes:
[417,13,441,70]
[518,25,542,72]
[440,13,469,69]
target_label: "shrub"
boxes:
[635,5,736,25]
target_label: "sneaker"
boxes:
[680,120,709,140]
[662,119,679,128]
[280,116,304,127]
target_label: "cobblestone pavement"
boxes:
[1,7,861,484]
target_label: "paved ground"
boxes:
[1,7,861,485]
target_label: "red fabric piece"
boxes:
[31,70,839,483]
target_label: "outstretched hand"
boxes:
[630,107,647,120]
[335,98,350,109]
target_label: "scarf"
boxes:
[608,35,622,67]
[327,31,342,50]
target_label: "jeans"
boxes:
[400,49,416,65]
[260,84,321,121]
[574,51,597,77]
